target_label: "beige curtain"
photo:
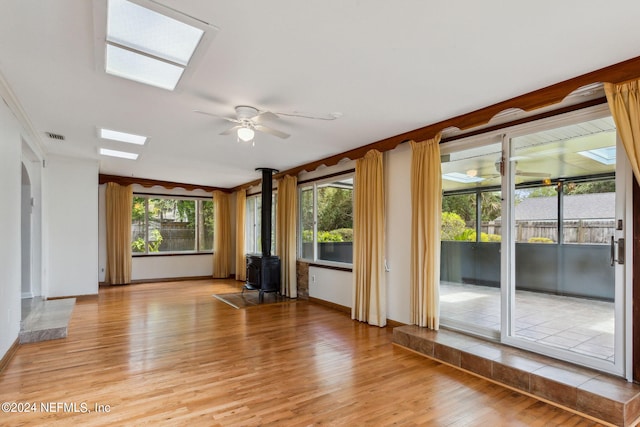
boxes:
[352,149,386,327]
[605,80,640,184]
[213,191,232,278]
[410,134,442,329]
[235,190,247,281]
[105,182,133,285]
[276,175,298,297]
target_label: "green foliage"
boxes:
[317,186,353,231]
[564,180,615,195]
[132,197,146,222]
[131,229,163,252]
[442,194,475,223]
[442,192,502,223]
[332,228,353,242]
[453,228,501,242]
[528,186,557,198]
[487,233,502,242]
[441,212,466,241]
[317,230,343,242]
[302,229,351,243]
[528,237,554,243]
[131,237,145,253]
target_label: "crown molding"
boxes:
[99,174,231,193]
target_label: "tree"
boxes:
[317,186,353,232]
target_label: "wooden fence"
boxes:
[482,219,615,244]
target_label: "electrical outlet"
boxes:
[312,275,316,282]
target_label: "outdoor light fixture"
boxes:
[237,127,255,142]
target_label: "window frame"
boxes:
[131,193,213,256]
[298,172,354,267]
[244,191,277,255]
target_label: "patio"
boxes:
[440,281,615,362]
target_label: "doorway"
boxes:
[440,104,631,378]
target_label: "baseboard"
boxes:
[129,275,213,284]
[386,318,407,328]
[21,292,34,299]
[308,297,407,327]
[0,338,20,374]
[47,294,97,301]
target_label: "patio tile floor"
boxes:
[440,281,615,361]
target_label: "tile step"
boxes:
[393,325,640,426]
[19,298,75,344]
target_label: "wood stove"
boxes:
[243,168,281,300]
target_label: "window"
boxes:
[131,195,213,254]
[299,175,354,264]
[245,193,276,254]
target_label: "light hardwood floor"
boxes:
[0,279,603,426]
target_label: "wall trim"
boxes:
[128,275,214,285]
[0,338,20,374]
[99,174,230,193]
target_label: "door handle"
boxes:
[610,236,625,266]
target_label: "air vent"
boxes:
[45,132,65,141]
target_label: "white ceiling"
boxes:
[1,0,640,189]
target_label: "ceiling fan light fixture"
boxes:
[237,127,255,142]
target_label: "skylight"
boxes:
[105,0,205,90]
[442,172,485,184]
[100,127,147,145]
[578,146,616,165]
[99,148,139,160]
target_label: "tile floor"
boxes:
[440,281,615,361]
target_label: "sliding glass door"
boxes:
[440,104,631,377]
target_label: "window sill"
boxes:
[132,252,213,257]
[300,260,353,272]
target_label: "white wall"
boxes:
[132,254,213,281]
[44,155,99,298]
[308,266,352,307]
[385,144,412,324]
[0,97,23,358]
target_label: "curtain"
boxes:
[605,80,640,185]
[105,182,133,285]
[276,175,298,297]
[235,190,247,282]
[352,149,386,326]
[213,191,231,278]
[410,134,442,329]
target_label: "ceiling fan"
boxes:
[194,105,341,144]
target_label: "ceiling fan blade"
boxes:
[254,124,290,139]
[193,110,239,123]
[220,125,242,136]
[253,111,279,124]
[275,111,341,121]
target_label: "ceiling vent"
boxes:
[45,132,65,141]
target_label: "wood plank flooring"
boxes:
[0,279,605,426]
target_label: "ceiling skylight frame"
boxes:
[99,147,140,160]
[578,146,617,165]
[99,127,148,145]
[93,0,219,91]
